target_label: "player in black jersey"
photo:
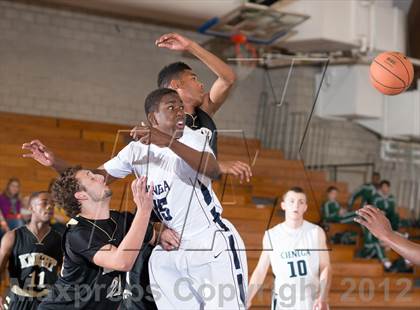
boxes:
[132,32,252,182]
[38,167,153,310]
[0,191,62,310]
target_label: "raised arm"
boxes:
[22,140,69,174]
[156,33,236,116]
[313,228,331,310]
[93,177,153,271]
[130,126,250,182]
[355,205,420,266]
[22,140,117,183]
[138,127,220,180]
[169,138,220,179]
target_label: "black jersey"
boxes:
[185,107,218,156]
[39,211,153,310]
[8,226,62,294]
[121,243,156,310]
[4,226,62,310]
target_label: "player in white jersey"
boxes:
[21,88,247,309]
[247,187,331,310]
[104,88,247,309]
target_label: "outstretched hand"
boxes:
[219,160,252,183]
[155,33,193,51]
[22,140,55,167]
[130,125,171,148]
[354,205,393,240]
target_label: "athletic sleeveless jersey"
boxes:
[40,211,152,310]
[8,226,62,296]
[104,126,222,240]
[264,221,320,309]
[185,107,218,156]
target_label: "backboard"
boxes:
[198,2,309,45]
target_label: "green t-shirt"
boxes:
[322,200,341,222]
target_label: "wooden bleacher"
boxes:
[1,111,419,308]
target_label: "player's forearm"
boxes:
[382,231,420,265]
[169,140,220,179]
[187,41,236,85]
[247,270,266,305]
[113,210,151,271]
[0,257,7,276]
[52,157,70,174]
[94,166,118,185]
[318,264,331,301]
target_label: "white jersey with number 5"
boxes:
[103,126,221,240]
[103,127,248,309]
[264,221,321,310]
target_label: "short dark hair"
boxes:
[290,186,304,193]
[29,191,50,207]
[144,88,178,116]
[157,62,191,88]
[373,172,380,177]
[283,186,305,200]
[380,180,391,187]
[51,166,84,217]
[327,186,338,193]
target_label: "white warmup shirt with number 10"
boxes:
[264,221,321,310]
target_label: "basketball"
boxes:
[4,2,420,310]
[369,51,414,95]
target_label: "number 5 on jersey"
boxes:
[153,197,173,221]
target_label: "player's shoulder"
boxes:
[1,228,17,248]
[64,218,96,247]
[303,220,324,234]
[49,228,63,240]
[181,126,202,139]
[126,140,148,152]
[110,209,133,223]
[12,226,29,242]
[180,126,211,149]
[64,217,84,233]
[65,217,97,235]
[266,223,283,236]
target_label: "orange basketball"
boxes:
[369,51,414,95]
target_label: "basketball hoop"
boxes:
[229,33,259,80]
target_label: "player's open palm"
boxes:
[22,140,55,167]
[155,33,192,51]
[131,176,153,213]
[355,205,393,239]
[219,160,252,183]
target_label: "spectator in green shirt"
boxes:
[372,180,399,230]
[347,172,381,210]
[322,186,356,224]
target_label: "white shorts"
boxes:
[272,294,316,310]
[149,220,247,310]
